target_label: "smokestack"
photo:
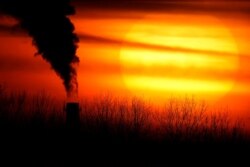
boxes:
[65,101,80,129]
[0,0,81,127]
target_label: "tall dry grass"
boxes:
[0,85,246,143]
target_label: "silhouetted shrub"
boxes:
[0,86,247,144]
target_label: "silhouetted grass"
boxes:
[0,86,247,141]
[0,85,249,166]
[79,94,246,143]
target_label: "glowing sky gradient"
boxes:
[0,0,250,121]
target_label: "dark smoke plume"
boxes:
[0,0,79,97]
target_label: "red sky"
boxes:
[0,0,250,122]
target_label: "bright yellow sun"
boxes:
[119,14,239,104]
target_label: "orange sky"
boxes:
[0,1,250,122]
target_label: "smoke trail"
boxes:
[0,0,79,98]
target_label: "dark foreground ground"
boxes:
[0,125,249,167]
[0,91,249,166]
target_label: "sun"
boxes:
[119,14,239,104]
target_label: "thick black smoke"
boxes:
[0,0,79,97]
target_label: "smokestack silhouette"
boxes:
[65,102,80,129]
[0,0,79,97]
